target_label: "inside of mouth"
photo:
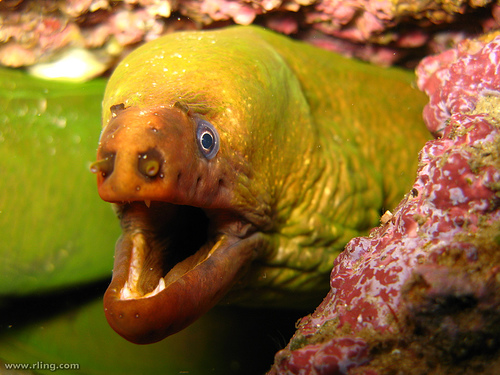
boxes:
[118,202,210,299]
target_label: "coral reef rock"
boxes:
[1,0,500,79]
[268,34,500,375]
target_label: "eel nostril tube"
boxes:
[138,150,162,178]
[90,155,115,177]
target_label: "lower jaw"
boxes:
[103,232,260,344]
[103,201,260,344]
[118,230,218,301]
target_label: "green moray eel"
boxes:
[92,26,430,344]
[0,67,291,375]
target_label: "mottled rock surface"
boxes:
[1,0,500,77]
[268,34,500,375]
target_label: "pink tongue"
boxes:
[103,232,260,344]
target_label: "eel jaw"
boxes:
[103,202,258,344]
[94,105,260,343]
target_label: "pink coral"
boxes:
[1,0,500,70]
[269,35,500,375]
[417,34,500,136]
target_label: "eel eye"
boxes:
[196,119,220,159]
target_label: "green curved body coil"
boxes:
[0,68,119,295]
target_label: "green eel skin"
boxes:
[0,68,119,295]
[93,26,430,344]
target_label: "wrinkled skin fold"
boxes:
[93,26,430,344]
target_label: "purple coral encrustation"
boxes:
[268,35,500,375]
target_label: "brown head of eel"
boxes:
[92,26,430,344]
[93,102,263,343]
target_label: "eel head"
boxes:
[91,103,261,344]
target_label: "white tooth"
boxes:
[151,277,166,295]
[144,200,151,208]
[140,277,166,299]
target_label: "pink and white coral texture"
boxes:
[1,0,500,70]
[268,34,500,375]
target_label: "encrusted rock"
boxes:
[268,34,500,375]
[1,0,500,78]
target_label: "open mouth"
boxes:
[103,200,260,344]
[115,201,211,300]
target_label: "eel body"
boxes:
[92,26,430,344]
[0,68,119,295]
